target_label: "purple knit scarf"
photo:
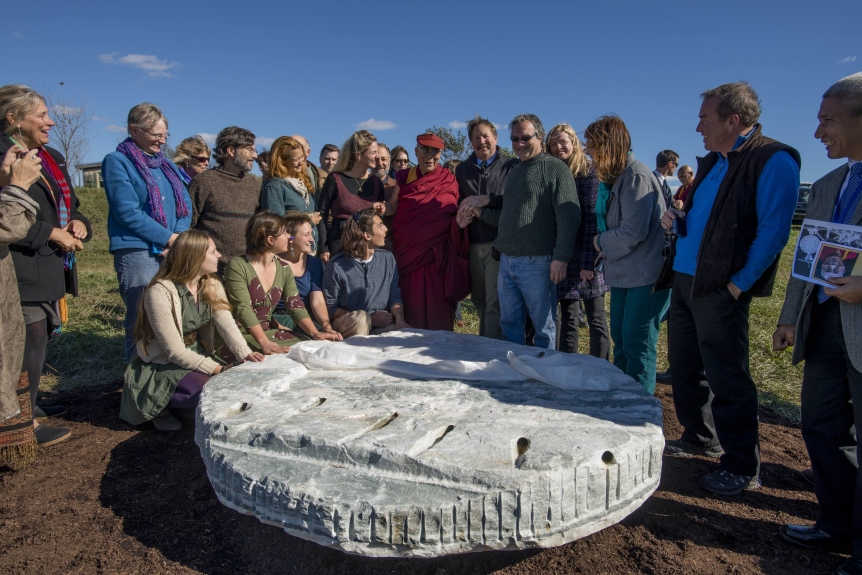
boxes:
[116,137,189,227]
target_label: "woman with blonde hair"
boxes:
[1,84,92,446]
[120,230,264,432]
[260,136,324,253]
[584,115,668,394]
[172,135,211,184]
[317,130,393,261]
[545,123,609,359]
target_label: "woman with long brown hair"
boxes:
[545,123,609,359]
[584,115,669,394]
[317,130,393,261]
[260,136,324,253]
[120,230,264,432]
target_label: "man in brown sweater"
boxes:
[189,126,260,273]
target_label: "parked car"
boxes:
[793,182,812,225]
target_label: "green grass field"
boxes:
[44,187,804,420]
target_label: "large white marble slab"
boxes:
[195,330,664,557]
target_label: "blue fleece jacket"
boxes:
[673,133,800,291]
[102,151,193,253]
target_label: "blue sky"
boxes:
[6,0,860,183]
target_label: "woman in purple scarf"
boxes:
[102,103,193,361]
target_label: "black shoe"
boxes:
[34,405,66,419]
[800,468,815,486]
[779,524,852,553]
[656,370,672,384]
[34,425,71,447]
[699,469,761,496]
[664,438,723,458]
[835,557,862,575]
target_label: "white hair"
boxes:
[823,72,862,117]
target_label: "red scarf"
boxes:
[37,149,72,227]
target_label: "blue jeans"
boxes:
[114,248,162,362]
[498,254,557,349]
[609,285,671,394]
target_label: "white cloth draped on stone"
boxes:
[287,330,620,391]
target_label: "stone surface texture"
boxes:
[195,330,664,557]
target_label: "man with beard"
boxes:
[189,126,259,274]
[454,116,517,339]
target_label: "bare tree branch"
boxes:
[43,87,93,187]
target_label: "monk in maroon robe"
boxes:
[392,134,473,330]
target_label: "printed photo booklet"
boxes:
[792,218,862,288]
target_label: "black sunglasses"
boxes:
[510,134,538,143]
[193,156,209,164]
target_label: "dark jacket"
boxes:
[0,135,92,302]
[655,125,800,299]
[454,148,517,244]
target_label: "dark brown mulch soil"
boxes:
[0,380,846,574]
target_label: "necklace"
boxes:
[352,174,367,191]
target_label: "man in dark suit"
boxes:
[774,71,862,575]
[653,149,679,212]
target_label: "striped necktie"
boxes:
[818,162,862,303]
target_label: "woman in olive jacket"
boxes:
[0,84,91,446]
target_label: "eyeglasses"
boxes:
[417,146,441,156]
[193,156,209,164]
[393,158,410,164]
[510,134,538,143]
[141,128,169,141]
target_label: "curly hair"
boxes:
[173,135,211,169]
[214,126,256,165]
[340,208,378,259]
[583,116,631,186]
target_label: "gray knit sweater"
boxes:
[480,153,580,262]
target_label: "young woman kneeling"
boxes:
[224,211,340,357]
[120,230,265,432]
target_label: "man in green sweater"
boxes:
[460,113,580,349]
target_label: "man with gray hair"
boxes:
[460,113,579,348]
[189,126,259,273]
[773,72,862,572]
[657,82,800,496]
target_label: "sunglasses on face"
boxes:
[193,156,209,164]
[393,158,410,164]
[510,134,538,143]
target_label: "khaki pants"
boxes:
[470,242,501,339]
[332,310,399,338]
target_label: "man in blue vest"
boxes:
[658,81,800,496]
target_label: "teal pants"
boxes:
[609,285,671,394]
